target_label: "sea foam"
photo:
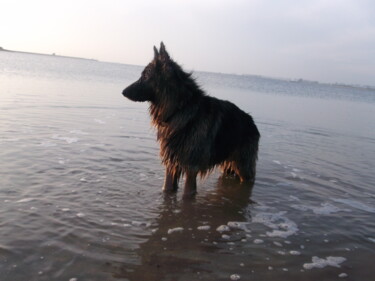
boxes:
[252,211,298,238]
[168,227,184,234]
[303,256,346,270]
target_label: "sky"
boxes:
[1,0,374,86]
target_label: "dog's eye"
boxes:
[142,67,152,80]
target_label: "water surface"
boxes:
[1,51,375,280]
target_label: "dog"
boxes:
[122,42,260,197]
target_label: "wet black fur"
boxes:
[122,43,260,194]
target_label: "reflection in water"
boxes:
[111,177,254,280]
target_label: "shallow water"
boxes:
[1,51,375,281]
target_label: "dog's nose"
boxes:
[122,88,127,97]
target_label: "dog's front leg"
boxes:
[163,166,181,192]
[183,170,198,198]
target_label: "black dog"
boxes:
[122,42,260,197]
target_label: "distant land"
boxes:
[1,47,374,90]
[0,46,98,62]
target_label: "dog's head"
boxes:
[122,42,179,103]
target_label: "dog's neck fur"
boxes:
[149,65,204,128]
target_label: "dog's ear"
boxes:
[159,42,170,61]
[153,46,159,60]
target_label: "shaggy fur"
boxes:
[122,42,260,197]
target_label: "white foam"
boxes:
[222,234,231,240]
[332,198,375,213]
[290,250,301,255]
[368,238,375,243]
[167,227,184,234]
[216,225,230,233]
[227,221,248,231]
[303,256,346,270]
[76,212,85,218]
[273,160,281,165]
[253,239,264,244]
[313,203,342,215]
[197,225,211,231]
[131,221,150,227]
[339,273,348,278]
[252,211,298,238]
[230,274,241,280]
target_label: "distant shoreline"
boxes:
[1,47,374,90]
[0,47,98,62]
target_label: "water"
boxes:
[1,51,375,281]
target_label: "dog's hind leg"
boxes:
[163,165,181,192]
[221,161,238,178]
[183,170,198,198]
[234,140,259,183]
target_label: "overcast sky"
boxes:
[1,0,374,86]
